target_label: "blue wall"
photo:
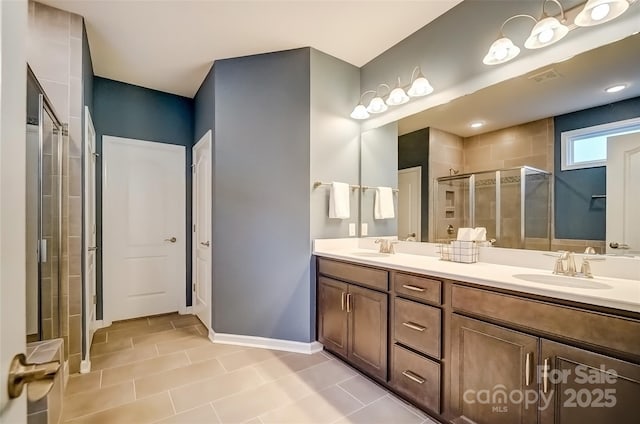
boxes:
[194,64,215,141]
[212,48,312,342]
[93,77,195,318]
[554,96,640,240]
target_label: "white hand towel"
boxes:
[456,227,474,241]
[329,182,350,219]
[374,187,395,219]
[472,227,487,241]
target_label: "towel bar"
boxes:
[361,185,399,193]
[313,181,360,190]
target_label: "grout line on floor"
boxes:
[167,390,177,415]
[98,370,103,388]
[334,382,366,407]
[132,379,137,400]
[209,401,223,424]
[386,393,430,421]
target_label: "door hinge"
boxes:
[192,283,196,292]
[92,295,96,305]
[193,224,196,232]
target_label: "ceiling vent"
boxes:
[528,68,562,83]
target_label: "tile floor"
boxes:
[63,313,437,424]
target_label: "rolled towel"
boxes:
[374,187,395,219]
[472,227,487,241]
[329,182,350,219]
[456,227,474,241]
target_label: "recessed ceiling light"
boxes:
[605,84,627,93]
[470,122,484,128]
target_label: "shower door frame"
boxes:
[32,68,64,341]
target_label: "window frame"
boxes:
[560,116,640,171]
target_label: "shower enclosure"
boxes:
[26,67,64,342]
[434,166,551,250]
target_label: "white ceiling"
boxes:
[42,0,463,98]
[398,33,640,138]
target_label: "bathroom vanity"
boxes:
[314,244,640,424]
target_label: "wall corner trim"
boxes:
[208,329,323,355]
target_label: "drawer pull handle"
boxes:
[402,284,425,292]
[543,358,550,393]
[402,370,425,384]
[402,322,426,332]
[525,352,533,386]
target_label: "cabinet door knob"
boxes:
[200,241,210,247]
[164,237,177,243]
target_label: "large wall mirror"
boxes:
[360,33,640,254]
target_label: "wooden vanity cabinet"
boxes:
[316,259,389,381]
[539,339,640,424]
[450,314,539,424]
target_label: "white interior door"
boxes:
[82,107,97,371]
[607,132,640,254]
[103,136,186,322]
[398,167,421,241]
[192,131,212,329]
[1,0,28,420]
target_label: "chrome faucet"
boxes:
[375,239,399,254]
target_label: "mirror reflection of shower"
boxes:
[26,67,64,342]
[434,166,551,250]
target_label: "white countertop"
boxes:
[313,246,640,313]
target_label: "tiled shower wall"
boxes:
[28,1,84,373]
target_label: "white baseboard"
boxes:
[179,306,193,315]
[80,359,91,374]
[93,319,111,330]
[208,329,323,355]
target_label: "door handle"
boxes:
[525,352,533,386]
[164,237,177,243]
[200,241,210,247]
[609,242,630,249]
[346,293,352,313]
[341,292,346,311]
[543,357,550,393]
[8,353,60,401]
[88,246,98,251]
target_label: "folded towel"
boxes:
[457,227,474,241]
[329,182,350,219]
[374,187,395,219]
[472,227,487,241]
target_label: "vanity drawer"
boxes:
[317,258,388,291]
[391,344,441,414]
[394,298,441,359]
[451,285,640,361]
[393,273,441,305]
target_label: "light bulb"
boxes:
[386,87,409,106]
[494,47,508,60]
[350,104,370,120]
[537,28,554,44]
[367,97,388,114]
[591,3,610,21]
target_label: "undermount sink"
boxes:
[349,251,391,258]
[513,274,612,289]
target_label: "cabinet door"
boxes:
[540,339,640,424]
[348,284,388,381]
[317,277,348,358]
[451,314,538,424]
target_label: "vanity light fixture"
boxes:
[350,66,434,120]
[605,84,627,93]
[524,0,569,49]
[367,84,390,114]
[407,66,434,97]
[386,78,410,106]
[483,0,633,66]
[350,90,376,120]
[575,0,630,26]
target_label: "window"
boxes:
[561,117,640,171]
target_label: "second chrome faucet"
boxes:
[375,239,399,254]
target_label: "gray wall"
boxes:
[93,77,195,319]
[361,122,398,237]
[212,48,313,342]
[309,48,361,240]
[194,64,215,142]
